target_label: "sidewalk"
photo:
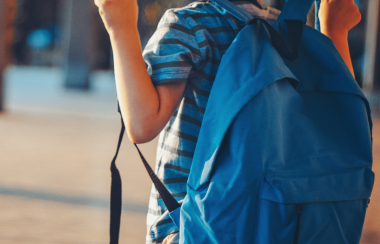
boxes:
[0,66,157,243]
[0,66,379,243]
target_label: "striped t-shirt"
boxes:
[142,1,279,243]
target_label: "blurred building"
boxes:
[6,0,368,73]
[12,0,60,66]
[0,0,16,110]
[9,0,193,69]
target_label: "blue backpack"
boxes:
[109,0,374,243]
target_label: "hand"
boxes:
[94,0,139,34]
[319,0,361,37]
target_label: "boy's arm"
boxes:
[318,0,361,78]
[95,0,186,144]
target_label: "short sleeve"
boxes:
[143,10,202,86]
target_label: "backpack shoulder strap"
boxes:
[277,0,315,23]
[212,0,316,24]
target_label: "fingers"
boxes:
[320,0,356,5]
[319,0,361,33]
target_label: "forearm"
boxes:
[318,0,361,79]
[322,30,355,78]
[95,0,187,143]
[110,28,165,143]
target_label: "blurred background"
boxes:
[0,0,379,243]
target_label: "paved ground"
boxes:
[0,66,379,243]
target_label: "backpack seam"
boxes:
[253,175,267,244]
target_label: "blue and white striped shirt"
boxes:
[142,1,279,243]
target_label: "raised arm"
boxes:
[318,0,361,78]
[94,0,186,144]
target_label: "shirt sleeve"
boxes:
[143,9,202,86]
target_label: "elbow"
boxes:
[126,123,159,144]
[128,134,152,144]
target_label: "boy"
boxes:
[94,0,361,243]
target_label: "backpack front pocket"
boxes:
[255,167,374,244]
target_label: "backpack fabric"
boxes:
[168,0,374,243]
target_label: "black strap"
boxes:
[109,103,180,244]
[109,113,124,244]
[253,19,304,62]
[134,144,181,212]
